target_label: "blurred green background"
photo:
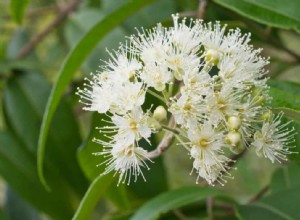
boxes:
[0,0,300,219]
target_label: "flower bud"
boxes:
[147,118,161,130]
[153,106,167,122]
[230,141,245,154]
[227,116,241,130]
[205,49,220,65]
[261,110,273,121]
[226,131,242,147]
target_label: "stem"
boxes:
[206,197,213,219]
[147,90,166,103]
[17,0,81,59]
[148,117,176,159]
[197,0,209,19]
[161,124,180,134]
[249,185,269,203]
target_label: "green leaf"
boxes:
[106,183,130,211]
[213,0,300,32]
[0,131,74,220]
[236,187,300,220]
[4,72,88,195]
[2,72,88,218]
[72,174,113,220]
[37,0,157,189]
[10,0,29,24]
[5,187,40,220]
[131,187,224,220]
[270,164,300,193]
[268,80,300,122]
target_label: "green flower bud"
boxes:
[228,116,241,130]
[205,49,220,66]
[226,131,242,147]
[153,106,167,122]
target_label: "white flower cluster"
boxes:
[77,15,296,186]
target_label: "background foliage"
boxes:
[0,0,300,219]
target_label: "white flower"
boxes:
[206,85,241,125]
[77,15,296,186]
[110,108,152,146]
[94,141,150,185]
[169,14,203,54]
[104,47,142,82]
[186,122,231,185]
[170,93,206,127]
[140,64,172,91]
[110,81,146,115]
[252,113,295,163]
[76,73,115,113]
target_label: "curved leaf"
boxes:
[131,187,224,220]
[72,174,113,220]
[213,0,300,32]
[37,0,157,189]
[268,80,300,122]
[236,187,300,220]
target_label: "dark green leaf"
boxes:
[4,72,88,195]
[10,0,29,24]
[236,187,300,220]
[131,187,224,220]
[72,174,113,220]
[2,72,88,218]
[213,0,300,32]
[5,187,40,220]
[268,80,300,122]
[37,0,157,189]
[0,131,73,220]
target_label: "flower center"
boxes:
[183,104,192,111]
[129,121,137,131]
[198,138,209,148]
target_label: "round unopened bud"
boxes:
[261,110,273,121]
[230,141,245,154]
[226,131,242,147]
[155,82,166,91]
[153,106,167,122]
[228,116,242,130]
[147,118,161,130]
[205,49,220,65]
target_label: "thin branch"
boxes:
[197,0,209,19]
[249,185,269,203]
[148,116,176,159]
[17,0,81,59]
[206,197,213,219]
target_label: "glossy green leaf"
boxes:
[4,72,87,195]
[243,0,300,23]
[2,72,88,218]
[213,0,300,32]
[10,0,29,24]
[38,0,157,189]
[236,187,300,220]
[131,187,224,220]
[268,80,300,122]
[0,131,73,220]
[72,174,113,220]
